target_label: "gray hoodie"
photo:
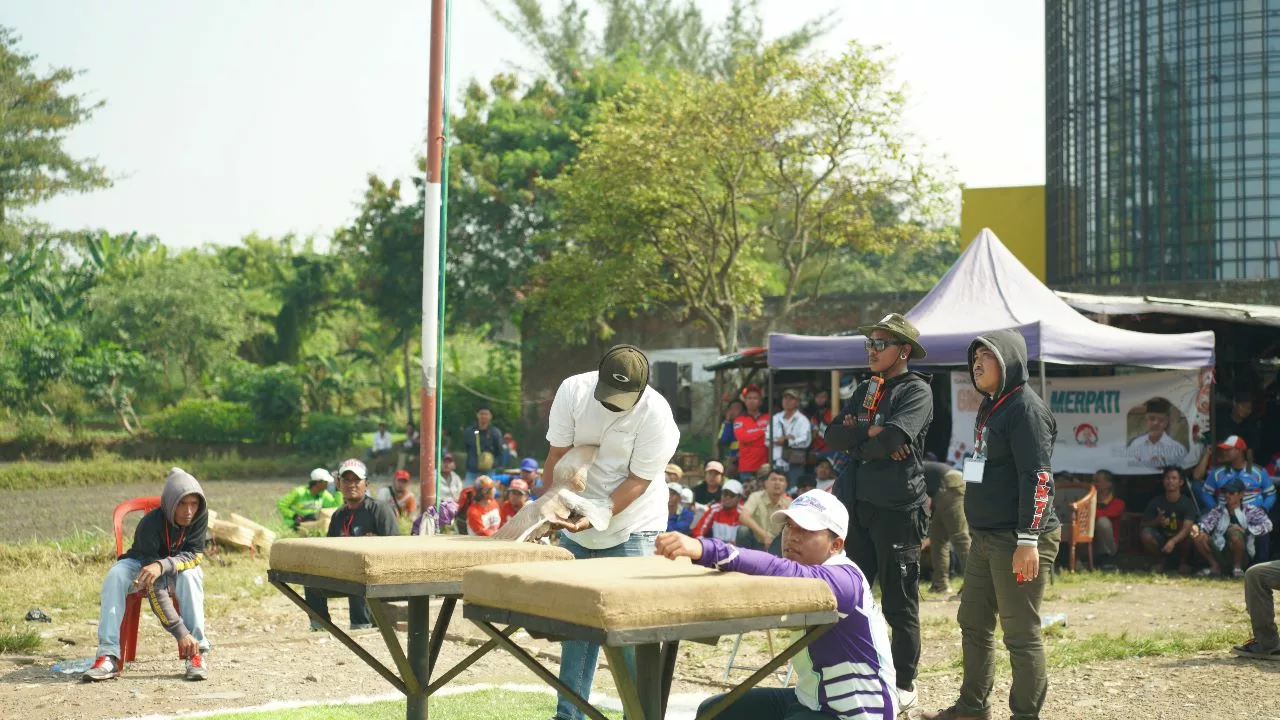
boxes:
[122,468,208,640]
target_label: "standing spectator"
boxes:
[463,406,504,486]
[924,460,969,594]
[825,314,933,714]
[517,457,542,495]
[923,329,1060,720]
[813,457,837,493]
[718,399,744,466]
[693,460,725,506]
[1092,470,1125,570]
[738,468,791,550]
[437,452,463,505]
[665,463,684,485]
[305,459,398,630]
[1197,436,1276,512]
[806,388,834,457]
[1126,397,1188,469]
[277,469,342,529]
[1141,466,1198,574]
[375,469,418,518]
[667,482,695,535]
[502,432,519,469]
[499,478,530,525]
[733,386,770,482]
[771,389,813,485]
[692,479,745,542]
[403,422,420,452]
[1192,478,1273,578]
[466,476,503,536]
[540,344,681,720]
[1218,391,1263,461]
[1233,558,1280,660]
[367,421,393,460]
[83,468,210,682]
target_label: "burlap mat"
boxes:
[269,535,572,585]
[463,556,835,631]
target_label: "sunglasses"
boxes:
[864,338,905,352]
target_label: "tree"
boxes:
[68,342,148,432]
[530,46,952,354]
[0,27,111,241]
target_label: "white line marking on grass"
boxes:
[117,683,713,720]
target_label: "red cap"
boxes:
[1217,435,1247,450]
[509,479,529,493]
[394,469,411,481]
[741,384,762,398]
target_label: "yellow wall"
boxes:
[960,186,1046,281]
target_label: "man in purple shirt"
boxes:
[656,489,898,719]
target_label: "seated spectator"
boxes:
[466,476,502,537]
[667,482,695,535]
[655,489,898,720]
[83,469,210,682]
[692,478,745,543]
[718,399,745,467]
[500,478,530,525]
[738,468,791,551]
[1192,478,1274,578]
[437,452,463,505]
[793,474,817,498]
[694,461,725,506]
[1092,470,1125,570]
[665,463,684,486]
[517,457,542,495]
[1233,558,1280,660]
[454,485,476,535]
[277,468,341,529]
[813,458,837,493]
[1199,436,1276,512]
[366,421,393,460]
[305,459,399,630]
[403,422,420,452]
[1141,466,1198,574]
[375,469,418,518]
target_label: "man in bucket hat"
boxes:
[823,312,933,714]
[656,489,899,719]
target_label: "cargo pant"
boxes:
[929,482,970,587]
[1245,560,1280,651]
[955,528,1061,720]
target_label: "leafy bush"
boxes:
[295,413,357,455]
[151,399,260,443]
[212,361,303,444]
[14,413,72,447]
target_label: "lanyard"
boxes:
[343,511,357,537]
[975,386,1021,446]
[164,523,187,553]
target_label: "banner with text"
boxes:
[947,369,1213,475]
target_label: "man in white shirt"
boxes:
[367,422,393,459]
[771,388,813,485]
[1127,397,1188,469]
[541,344,680,720]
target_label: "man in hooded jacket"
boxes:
[923,328,1061,720]
[84,468,210,682]
[823,313,933,713]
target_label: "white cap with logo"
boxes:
[721,479,745,497]
[337,458,368,481]
[310,468,332,484]
[772,489,848,538]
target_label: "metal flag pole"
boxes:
[420,0,446,515]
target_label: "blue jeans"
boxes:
[97,558,208,659]
[555,531,657,720]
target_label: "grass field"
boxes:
[196,689,623,720]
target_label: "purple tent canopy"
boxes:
[768,229,1215,369]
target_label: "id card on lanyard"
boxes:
[966,387,1020,484]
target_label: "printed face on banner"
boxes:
[948,370,1209,476]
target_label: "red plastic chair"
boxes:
[112,496,179,664]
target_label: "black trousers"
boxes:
[846,500,925,690]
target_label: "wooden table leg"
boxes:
[406,596,431,720]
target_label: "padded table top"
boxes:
[269,535,573,587]
[463,556,836,632]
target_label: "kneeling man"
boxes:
[85,468,210,681]
[657,489,898,719]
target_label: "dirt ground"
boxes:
[3,479,1280,719]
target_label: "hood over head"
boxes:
[968,328,1030,398]
[161,467,207,525]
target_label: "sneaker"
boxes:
[185,653,208,681]
[82,655,121,682]
[1196,567,1215,577]
[1232,567,1246,579]
[929,583,951,595]
[1232,639,1280,661]
[896,685,919,714]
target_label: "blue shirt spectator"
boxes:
[1200,436,1276,512]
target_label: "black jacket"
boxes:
[826,371,933,511]
[963,329,1060,539]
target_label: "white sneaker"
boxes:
[896,685,918,715]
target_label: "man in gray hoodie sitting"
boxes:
[84,468,211,682]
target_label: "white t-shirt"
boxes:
[546,371,681,549]
[770,410,813,469]
[372,430,393,452]
[1127,431,1187,469]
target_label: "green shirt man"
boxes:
[278,469,341,526]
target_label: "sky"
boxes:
[2,0,1044,249]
